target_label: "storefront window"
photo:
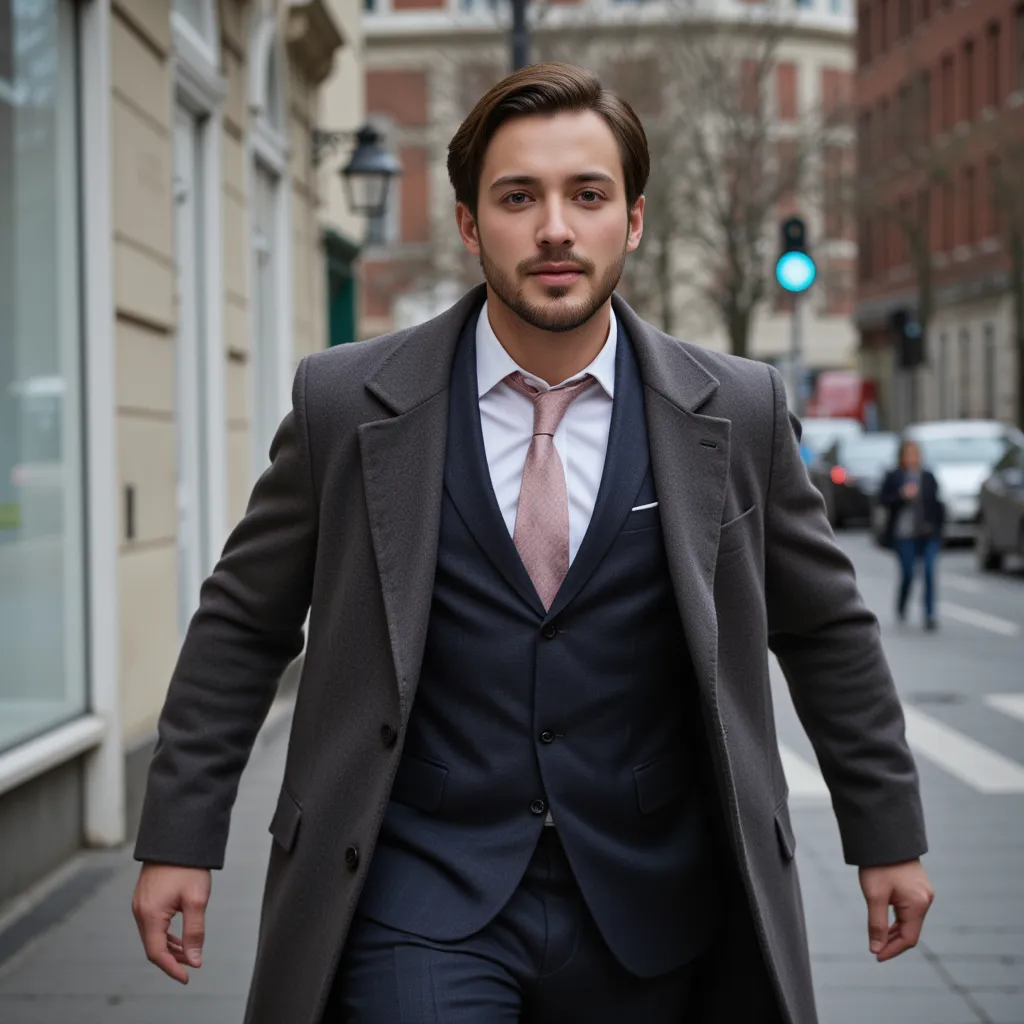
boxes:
[0,0,87,753]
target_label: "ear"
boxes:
[456,202,481,256]
[625,195,645,254]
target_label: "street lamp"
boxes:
[311,123,402,219]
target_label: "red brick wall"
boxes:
[399,146,431,243]
[365,69,429,127]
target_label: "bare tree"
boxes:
[983,116,1024,429]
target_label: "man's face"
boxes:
[456,110,644,333]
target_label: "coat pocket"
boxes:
[390,753,449,813]
[269,785,302,853]
[774,797,797,861]
[633,749,686,814]
[717,504,758,560]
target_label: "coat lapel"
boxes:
[358,286,488,713]
[546,327,649,622]
[611,295,731,703]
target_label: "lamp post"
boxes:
[775,216,817,418]
[510,0,530,71]
[311,123,402,219]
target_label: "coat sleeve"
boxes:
[762,366,927,867]
[134,358,318,869]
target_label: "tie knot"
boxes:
[506,371,597,437]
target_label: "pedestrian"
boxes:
[880,439,945,631]
[131,63,933,1024]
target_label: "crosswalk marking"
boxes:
[942,575,983,595]
[937,601,1021,637]
[778,744,830,800]
[902,707,1024,794]
[984,694,1024,726]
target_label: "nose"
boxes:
[536,198,575,249]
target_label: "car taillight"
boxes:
[830,466,847,486]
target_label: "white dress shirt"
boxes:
[476,301,618,565]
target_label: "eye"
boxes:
[503,191,531,206]
[577,189,603,203]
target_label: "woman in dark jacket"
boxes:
[879,439,945,630]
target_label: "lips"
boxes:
[530,266,583,284]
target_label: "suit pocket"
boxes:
[718,503,758,560]
[621,504,662,533]
[269,785,302,853]
[633,749,686,814]
[391,753,448,813]
[774,797,797,861]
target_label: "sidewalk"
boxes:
[0,705,1016,1023]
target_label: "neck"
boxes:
[485,285,611,387]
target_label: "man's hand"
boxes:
[859,859,934,962]
[132,864,212,984]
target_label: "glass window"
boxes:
[0,0,88,753]
[958,328,971,417]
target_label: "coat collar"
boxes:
[363,284,721,418]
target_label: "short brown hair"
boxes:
[447,62,650,217]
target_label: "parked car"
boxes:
[977,443,1024,571]
[871,420,1024,544]
[810,432,899,528]
[798,417,863,466]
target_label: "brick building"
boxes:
[359,0,859,381]
[854,0,1024,428]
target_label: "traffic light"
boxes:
[775,216,817,293]
[890,308,925,369]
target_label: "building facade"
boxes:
[0,0,358,907]
[359,0,858,383]
[854,0,1024,428]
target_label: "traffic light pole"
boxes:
[790,292,806,418]
[511,0,530,71]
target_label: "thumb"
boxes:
[181,896,207,968]
[866,891,891,954]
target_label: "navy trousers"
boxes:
[328,828,698,1023]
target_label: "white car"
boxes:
[874,420,1024,542]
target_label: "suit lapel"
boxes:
[444,315,545,616]
[611,295,730,703]
[546,328,649,622]
[358,286,489,713]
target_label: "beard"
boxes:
[479,242,627,334]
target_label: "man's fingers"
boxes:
[875,930,915,962]
[181,898,207,969]
[141,918,189,984]
[866,894,891,954]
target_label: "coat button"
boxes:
[381,724,397,748]
[540,730,554,744]
[542,623,557,639]
[530,799,547,815]
[344,845,360,870]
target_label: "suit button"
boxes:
[530,799,547,816]
[542,623,557,639]
[344,845,360,871]
[540,730,555,744]
[381,724,397,748]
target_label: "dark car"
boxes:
[809,432,899,529]
[977,444,1024,571]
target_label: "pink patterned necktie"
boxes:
[505,371,598,610]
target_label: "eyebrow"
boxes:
[488,172,617,190]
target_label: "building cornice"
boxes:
[286,0,346,85]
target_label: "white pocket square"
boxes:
[631,502,659,512]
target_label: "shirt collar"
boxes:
[476,300,617,400]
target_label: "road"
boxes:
[0,532,1021,1023]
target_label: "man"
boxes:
[132,63,933,1024]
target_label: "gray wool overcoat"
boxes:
[135,285,927,1024]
